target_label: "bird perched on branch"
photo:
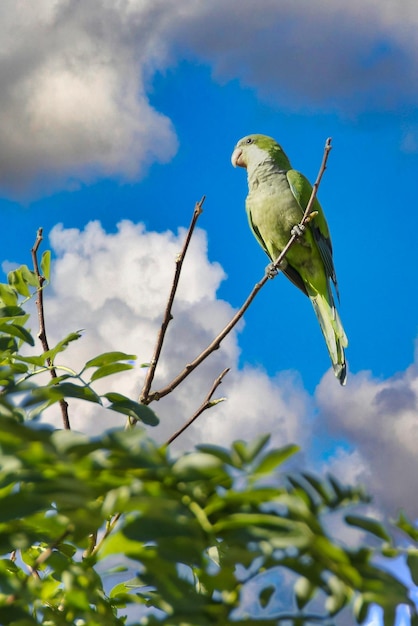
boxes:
[231,134,347,385]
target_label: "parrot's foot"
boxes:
[291,223,305,238]
[265,262,278,279]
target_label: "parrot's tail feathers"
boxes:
[311,293,348,386]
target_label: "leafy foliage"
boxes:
[0,251,416,626]
[0,263,158,427]
[0,418,414,626]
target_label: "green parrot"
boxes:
[231,134,347,385]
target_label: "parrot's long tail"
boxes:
[310,291,348,385]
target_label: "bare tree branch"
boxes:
[146,138,333,404]
[139,197,205,405]
[166,367,230,445]
[31,228,71,430]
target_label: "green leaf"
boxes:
[43,331,83,363]
[243,433,271,461]
[196,444,233,465]
[0,305,26,320]
[0,322,34,346]
[24,382,101,406]
[8,268,31,297]
[52,382,102,403]
[90,362,134,382]
[345,515,391,542]
[15,354,48,366]
[407,551,418,586]
[294,576,317,610]
[325,575,348,615]
[253,444,299,475]
[104,393,159,426]
[8,265,38,297]
[84,351,136,369]
[172,452,227,481]
[21,264,39,287]
[231,436,272,465]
[0,335,17,354]
[312,536,351,565]
[40,250,51,281]
[396,510,418,542]
[232,440,250,465]
[0,283,18,306]
[302,472,333,505]
[382,607,397,626]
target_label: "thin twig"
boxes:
[90,513,121,557]
[148,277,267,403]
[146,138,333,403]
[166,368,230,445]
[83,530,98,559]
[32,528,73,569]
[139,196,205,406]
[31,228,71,430]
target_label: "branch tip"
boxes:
[138,197,205,407]
[166,367,230,445]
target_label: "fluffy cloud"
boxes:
[28,218,418,519]
[176,0,418,112]
[1,0,417,191]
[316,364,418,517]
[39,219,311,453]
[0,1,178,191]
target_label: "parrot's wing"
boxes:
[246,206,270,258]
[247,201,308,296]
[286,169,339,297]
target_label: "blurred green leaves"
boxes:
[0,242,416,626]
[0,423,415,625]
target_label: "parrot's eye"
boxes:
[246,138,253,144]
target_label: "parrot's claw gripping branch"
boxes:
[266,263,279,279]
[290,223,306,238]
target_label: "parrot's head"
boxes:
[231,134,291,171]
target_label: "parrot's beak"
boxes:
[231,147,246,168]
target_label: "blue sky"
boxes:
[4,60,418,389]
[1,2,418,619]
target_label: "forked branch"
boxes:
[139,197,205,404]
[166,367,230,445]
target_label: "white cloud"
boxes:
[191,368,311,450]
[316,364,418,516]
[0,1,178,192]
[174,0,418,113]
[38,219,310,453]
[26,217,418,520]
[1,0,417,191]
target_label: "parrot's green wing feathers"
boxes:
[247,210,270,258]
[247,199,309,295]
[286,169,339,296]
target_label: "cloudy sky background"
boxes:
[2,2,418,607]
